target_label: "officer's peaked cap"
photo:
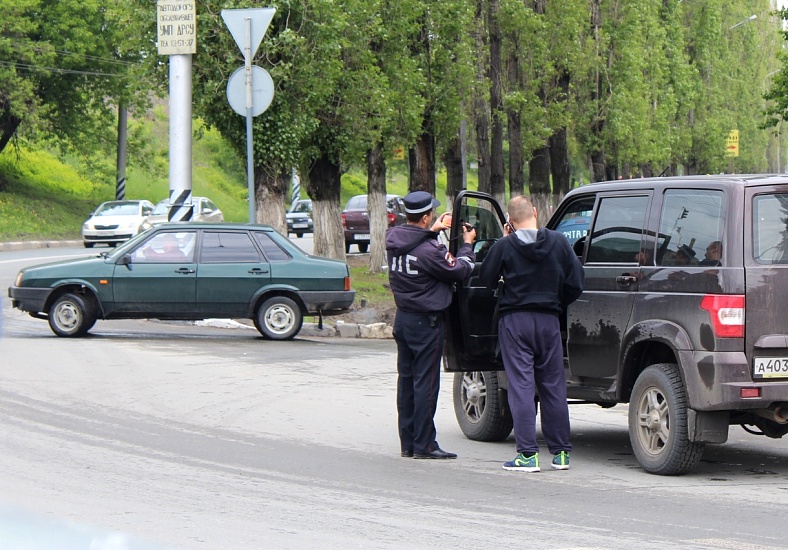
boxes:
[403,191,440,214]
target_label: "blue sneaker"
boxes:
[551,451,570,470]
[503,452,540,472]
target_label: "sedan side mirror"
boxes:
[118,254,132,267]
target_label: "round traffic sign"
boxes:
[226,65,274,117]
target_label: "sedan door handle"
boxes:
[616,274,638,286]
[248,268,269,275]
[175,268,196,274]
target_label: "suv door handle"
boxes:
[175,268,195,274]
[616,274,638,286]
[248,268,269,275]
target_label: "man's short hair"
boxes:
[508,194,535,224]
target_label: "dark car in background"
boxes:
[341,194,406,253]
[445,177,788,475]
[9,223,355,340]
[286,199,313,238]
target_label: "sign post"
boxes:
[726,129,740,157]
[157,0,197,221]
[221,8,276,223]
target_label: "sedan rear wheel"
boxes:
[48,293,96,337]
[256,296,303,340]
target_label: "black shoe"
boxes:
[401,450,413,458]
[413,448,457,459]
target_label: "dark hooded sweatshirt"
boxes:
[478,227,584,316]
[386,224,475,313]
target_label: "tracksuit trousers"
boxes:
[498,310,571,456]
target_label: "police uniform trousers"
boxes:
[393,309,444,455]
[498,310,571,455]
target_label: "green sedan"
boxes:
[8,223,355,340]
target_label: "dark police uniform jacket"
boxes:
[386,224,475,313]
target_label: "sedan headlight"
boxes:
[83,222,92,230]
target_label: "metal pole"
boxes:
[116,102,128,200]
[245,17,256,223]
[168,54,193,220]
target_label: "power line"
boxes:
[0,60,131,78]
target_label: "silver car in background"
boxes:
[141,196,224,230]
[82,199,155,248]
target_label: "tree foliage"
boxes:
[0,0,155,157]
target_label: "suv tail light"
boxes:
[341,213,347,229]
[387,212,396,226]
[700,295,745,338]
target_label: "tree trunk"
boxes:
[307,154,345,260]
[0,111,21,156]
[589,0,606,183]
[443,122,466,210]
[367,146,388,273]
[254,166,289,235]
[408,131,436,194]
[506,36,524,199]
[473,0,491,195]
[591,149,606,182]
[549,68,570,198]
[549,126,570,196]
[528,145,551,227]
[488,0,505,206]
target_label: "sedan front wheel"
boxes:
[48,293,96,337]
[255,296,303,340]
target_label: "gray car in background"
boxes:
[141,197,223,230]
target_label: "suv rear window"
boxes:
[753,193,788,264]
[656,190,724,266]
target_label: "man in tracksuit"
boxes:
[479,195,584,472]
[386,191,476,459]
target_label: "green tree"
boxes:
[0,0,154,159]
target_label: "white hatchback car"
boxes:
[82,200,155,248]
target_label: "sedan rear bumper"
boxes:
[8,286,53,313]
[298,290,355,313]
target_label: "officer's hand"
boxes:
[462,223,476,244]
[431,212,452,232]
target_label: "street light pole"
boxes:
[729,14,757,31]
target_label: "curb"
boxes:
[0,240,82,252]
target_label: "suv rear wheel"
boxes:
[628,363,704,475]
[453,371,513,441]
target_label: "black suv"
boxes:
[444,177,788,475]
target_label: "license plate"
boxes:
[292,223,308,229]
[354,234,370,241]
[96,231,113,237]
[753,357,788,378]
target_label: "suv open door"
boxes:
[444,191,507,373]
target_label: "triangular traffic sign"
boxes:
[221,8,276,60]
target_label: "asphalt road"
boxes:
[3,247,788,549]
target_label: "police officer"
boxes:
[386,191,476,459]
